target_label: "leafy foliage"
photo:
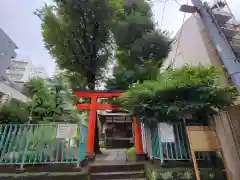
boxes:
[112,0,171,67]
[114,66,238,125]
[0,102,29,124]
[0,76,84,124]
[106,0,171,90]
[25,77,56,121]
[36,0,123,89]
[107,61,161,90]
[60,70,87,89]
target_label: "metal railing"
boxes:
[142,121,209,161]
[0,124,87,168]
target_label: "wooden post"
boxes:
[86,96,97,156]
[133,116,144,155]
[186,126,200,180]
[191,150,201,180]
[185,126,231,180]
[220,150,231,180]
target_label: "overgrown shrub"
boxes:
[115,66,237,125]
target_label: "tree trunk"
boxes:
[94,119,101,154]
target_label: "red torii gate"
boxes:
[74,90,144,159]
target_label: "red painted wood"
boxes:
[86,96,97,155]
[133,116,144,154]
[76,103,120,110]
[75,91,122,98]
[75,90,143,157]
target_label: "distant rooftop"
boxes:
[14,51,31,62]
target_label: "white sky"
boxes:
[152,0,240,35]
[0,0,239,76]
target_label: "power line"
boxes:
[173,0,183,6]
[171,0,188,67]
[160,0,168,28]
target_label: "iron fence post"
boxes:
[20,125,32,169]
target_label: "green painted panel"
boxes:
[0,124,87,168]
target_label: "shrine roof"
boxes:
[98,110,130,116]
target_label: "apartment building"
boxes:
[33,66,48,79]
[6,55,48,88]
[163,4,240,179]
[0,29,29,103]
[0,28,17,77]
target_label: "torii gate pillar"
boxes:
[74,90,145,159]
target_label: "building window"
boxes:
[0,52,6,56]
[7,41,11,46]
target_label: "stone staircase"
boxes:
[89,162,146,180]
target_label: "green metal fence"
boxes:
[0,124,87,168]
[150,122,209,161]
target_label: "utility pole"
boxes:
[180,0,240,91]
[180,1,240,180]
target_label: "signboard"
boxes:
[56,124,78,139]
[159,123,175,143]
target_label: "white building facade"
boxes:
[32,66,48,79]
[6,55,48,87]
[163,14,225,71]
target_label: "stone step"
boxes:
[89,162,145,173]
[102,179,146,180]
[90,171,145,180]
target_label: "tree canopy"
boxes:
[114,66,238,126]
[107,61,161,90]
[36,0,124,90]
[106,0,171,90]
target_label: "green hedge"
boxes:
[125,147,136,161]
[145,164,227,180]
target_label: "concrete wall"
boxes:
[0,81,29,103]
[214,110,240,180]
[163,15,213,69]
[163,14,231,85]
[0,28,17,77]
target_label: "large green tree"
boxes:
[36,0,125,154]
[36,0,122,90]
[36,0,170,153]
